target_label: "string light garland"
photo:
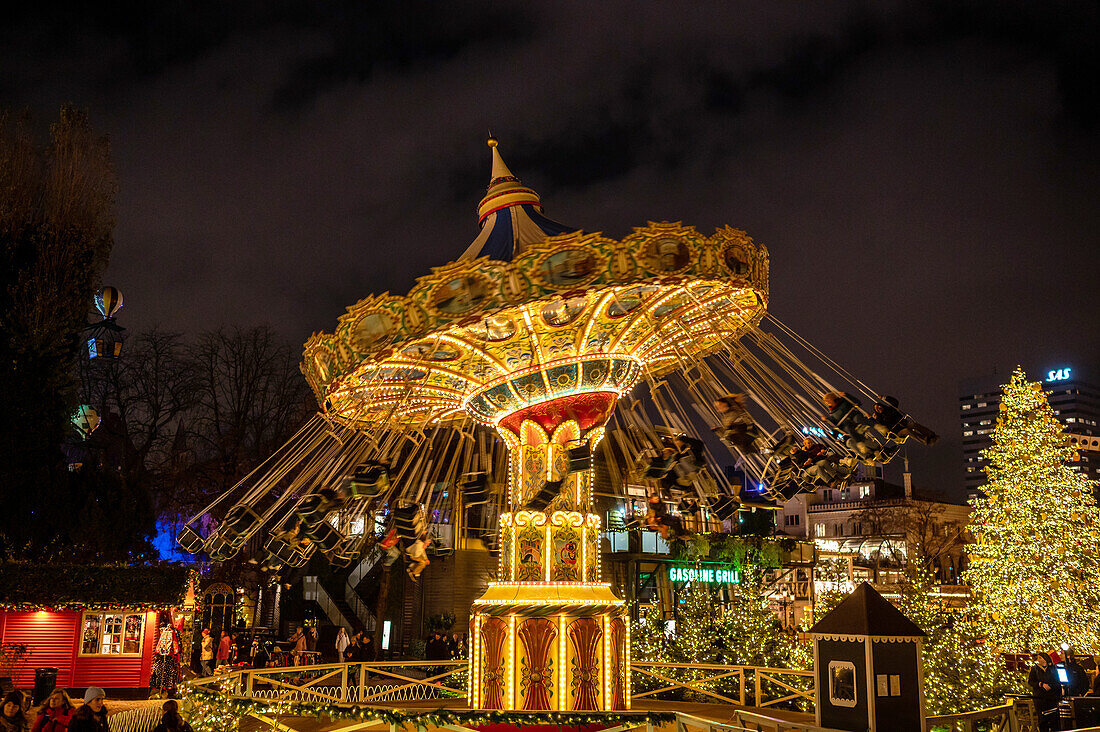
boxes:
[964,367,1100,654]
[182,681,673,730]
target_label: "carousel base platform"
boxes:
[236,698,814,732]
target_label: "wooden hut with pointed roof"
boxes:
[809,582,926,732]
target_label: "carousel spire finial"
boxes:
[486,135,515,183]
[459,135,578,261]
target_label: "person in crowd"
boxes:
[822,392,874,435]
[151,700,192,732]
[380,528,402,567]
[360,634,377,662]
[199,628,214,676]
[823,392,889,461]
[68,690,107,732]
[406,533,431,580]
[290,626,307,666]
[215,630,234,669]
[32,689,72,732]
[792,438,845,487]
[345,632,362,662]
[425,632,447,661]
[871,396,938,445]
[1061,648,1089,696]
[1028,652,1059,731]
[150,610,182,698]
[251,640,270,669]
[449,632,464,660]
[305,626,317,654]
[0,692,28,732]
[335,627,350,662]
[712,394,761,454]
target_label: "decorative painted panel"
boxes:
[568,618,603,711]
[480,617,507,710]
[517,618,557,711]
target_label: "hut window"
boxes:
[80,612,145,656]
[828,661,857,708]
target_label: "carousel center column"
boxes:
[468,392,630,712]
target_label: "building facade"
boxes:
[775,466,971,615]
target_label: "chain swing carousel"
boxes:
[179,139,934,714]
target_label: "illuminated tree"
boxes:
[964,367,1100,653]
[894,564,1018,714]
[718,565,798,668]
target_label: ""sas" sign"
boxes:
[1047,367,1072,382]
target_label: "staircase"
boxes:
[302,576,354,630]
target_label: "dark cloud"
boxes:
[1,0,1097,494]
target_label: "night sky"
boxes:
[3,1,1098,496]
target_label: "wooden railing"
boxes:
[189,660,467,704]
[924,701,1020,732]
[630,662,815,709]
[188,659,814,711]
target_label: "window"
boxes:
[962,430,974,437]
[828,661,857,707]
[961,404,971,411]
[823,489,833,502]
[859,484,872,499]
[840,487,850,501]
[815,523,825,537]
[784,514,800,526]
[80,612,145,656]
[851,522,862,535]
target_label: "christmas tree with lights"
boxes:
[895,563,1018,714]
[964,367,1100,653]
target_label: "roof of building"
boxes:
[809,582,924,638]
[458,138,578,262]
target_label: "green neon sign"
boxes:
[668,565,740,584]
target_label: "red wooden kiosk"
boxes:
[0,564,191,691]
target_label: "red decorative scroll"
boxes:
[480,617,507,710]
[610,617,626,709]
[569,617,603,710]
[517,617,558,710]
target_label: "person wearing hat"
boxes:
[0,691,29,732]
[68,690,107,732]
[872,396,938,445]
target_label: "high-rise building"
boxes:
[959,364,1100,494]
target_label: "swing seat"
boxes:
[428,542,454,558]
[706,495,740,521]
[677,497,700,515]
[394,503,427,540]
[331,535,367,568]
[483,531,500,557]
[524,480,563,511]
[220,504,263,542]
[349,464,390,498]
[176,524,205,555]
[295,492,341,528]
[264,533,307,568]
[567,445,592,473]
[204,533,239,561]
[740,494,781,510]
[459,473,491,504]
[301,520,344,552]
